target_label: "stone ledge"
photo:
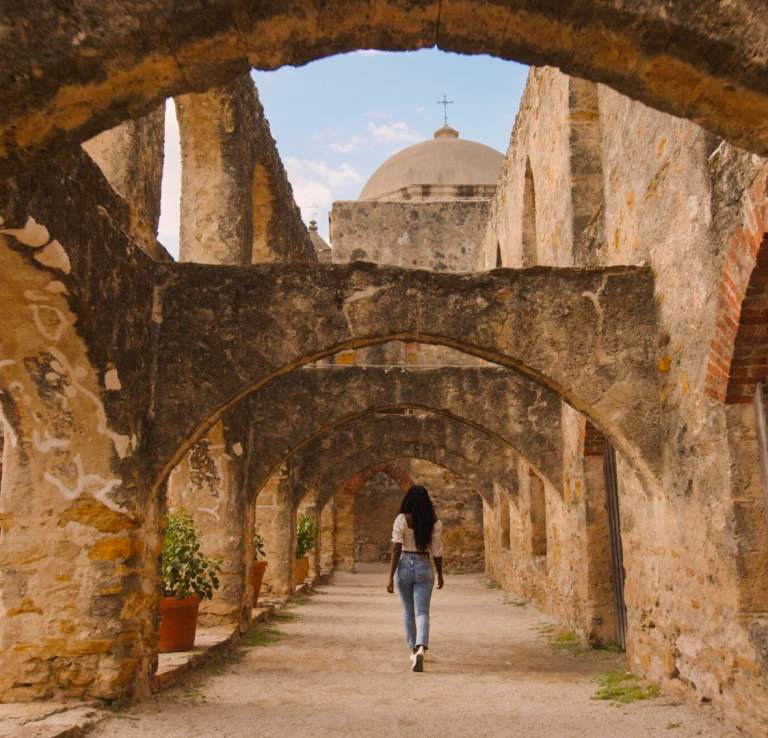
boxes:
[154,605,274,690]
[0,702,107,738]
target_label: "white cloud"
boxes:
[286,158,361,187]
[330,136,365,154]
[366,120,422,143]
[285,158,363,220]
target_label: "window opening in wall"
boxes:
[521,157,537,266]
[529,470,547,557]
[603,440,627,650]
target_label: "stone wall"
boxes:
[330,200,489,272]
[351,460,485,573]
[482,65,768,734]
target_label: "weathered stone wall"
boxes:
[405,459,484,574]
[483,65,768,733]
[331,200,489,272]
[176,75,314,265]
[82,106,168,261]
[354,472,403,563]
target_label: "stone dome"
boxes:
[359,125,504,201]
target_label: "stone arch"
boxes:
[5,1,768,177]
[705,165,768,403]
[337,461,414,498]
[243,365,564,496]
[521,157,538,266]
[153,261,661,489]
[290,412,520,509]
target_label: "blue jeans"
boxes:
[395,553,435,650]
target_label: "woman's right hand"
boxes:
[437,574,445,590]
[386,578,394,594]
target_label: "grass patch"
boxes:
[485,580,501,590]
[550,629,588,656]
[593,670,660,704]
[272,611,298,623]
[667,721,682,730]
[241,625,281,647]
[593,640,623,653]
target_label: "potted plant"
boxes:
[293,513,318,586]
[159,510,222,653]
[251,532,268,605]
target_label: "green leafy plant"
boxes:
[162,510,222,600]
[252,532,266,560]
[295,513,318,560]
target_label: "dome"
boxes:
[359,126,504,201]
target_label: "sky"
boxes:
[158,49,529,258]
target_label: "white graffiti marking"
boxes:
[0,216,50,247]
[44,454,122,509]
[47,347,132,459]
[30,304,68,342]
[32,429,70,453]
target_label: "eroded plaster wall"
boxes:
[330,200,489,272]
[483,65,768,733]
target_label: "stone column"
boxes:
[319,497,337,577]
[298,492,321,583]
[256,464,296,595]
[82,105,166,259]
[166,416,249,627]
[175,75,314,265]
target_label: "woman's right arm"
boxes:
[387,542,402,593]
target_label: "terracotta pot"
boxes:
[293,556,309,586]
[251,560,268,605]
[158,595,200,653]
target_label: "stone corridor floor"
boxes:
[92,568,738,738]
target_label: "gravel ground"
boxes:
[92,568,739,738]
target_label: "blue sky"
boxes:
[158,50,528,257]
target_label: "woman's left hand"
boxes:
[386,579,394,594]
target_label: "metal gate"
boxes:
[603,441,628,650]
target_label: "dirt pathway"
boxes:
[93,569,737,738]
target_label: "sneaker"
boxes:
[412,648,424,672]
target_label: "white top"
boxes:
[391,514,444,557]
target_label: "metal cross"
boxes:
[436,94,454,125]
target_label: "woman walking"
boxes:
[386,485,444,672]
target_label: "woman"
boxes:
[386,485,444,672]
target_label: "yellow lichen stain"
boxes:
[658,354,672,373]
[58,497,135,534]
[7,598,44,616]
[59,620,76,635]
[54,574,72,583]
[0,512,13,532]
[656,137,668,157]
[88,536,140,561]
[14,637,114,656]
[612,228,621,251]
[625,191,634,208]
[680,372,690,395]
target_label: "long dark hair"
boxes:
[400,485,437,551]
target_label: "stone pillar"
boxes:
[166,417,249,627]
[175,75,314,265]
[334,483,356,573]
[297,490,321,582]
[256,464,296,595]
[319,497,336,577]
[82,106,166,259]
